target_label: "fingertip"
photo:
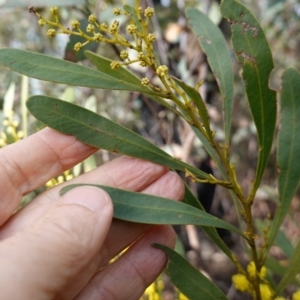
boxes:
[60,185,113,214]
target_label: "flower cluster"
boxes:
[233,261,300,300]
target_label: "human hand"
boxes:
[0,128,184,299]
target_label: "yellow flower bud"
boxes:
[47,29,56,37]
[99,23,108,31]
[49,6,58,15]
[93,33,103,42]
[38,19,46,26]
[120,50,129,60]
[86,24,95,32]
[109,20,119,34]
[147,33,156,43]
[259,284,273,300]
[110,61,120,69]
[247,261,267,278]
[293,291,300,300]
[127,24,137,34]
[141,78,150,86]
[144,7,154,17]
[137,52,144,60]
[74,42,82,51]
[140,61,147,67]
[71,20,80,29]
[232,274,251,292]
[113,7,122,16]
[88,14,97,23]
[156,65,168,76]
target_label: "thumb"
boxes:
[0,186,113,299]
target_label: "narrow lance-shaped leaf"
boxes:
[186,8,234,145]
[172,77,212,138]
[220,0,277,194]
[154,244,228,300]
[27,96,210,179]
[84,51,179,115]
[0,49,160,97]
[267,68,300,254]
[193,128,228,181]
[60,184,245,236]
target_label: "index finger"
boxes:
[0,128,97,226]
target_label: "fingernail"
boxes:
[60,186,111,212]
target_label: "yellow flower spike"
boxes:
[47,28,57,37]
[49,6,58,15]
[86,24,95,33]
[144,7,154,17]
[274,297,285,300]
[74,42,83,51]
[110,61,121,69]
[120,50,129,60]
[113,7,122,16]
[127,24,137,34]
[71,20,80,30]
[88,14,97,23]
[293,291,300,300]
[259,284,273,300]
[38,19,46,26]
[232,274,251,292]
[141,78,150,86]
[138,7,143,13]
[144,283,155,295]
[247,261,267,278]
[147,33,156,43]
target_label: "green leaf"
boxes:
[268,68,300,254]
[183,183,234,260]
[84,51,179,114]
[275,240,300,295]
[27,96,210,179]
[60,184,244,236]
[172,77,212,137]
[186,8,234,145]
[0,49,160,96]
[275,230,294,259]
[220,0,277,194]
[154,244,228,300]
